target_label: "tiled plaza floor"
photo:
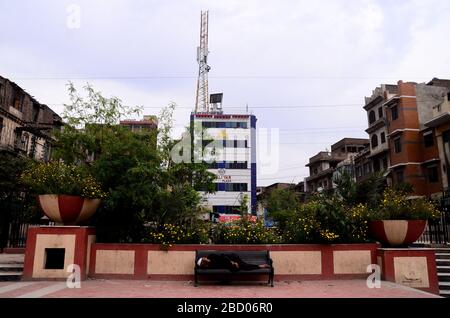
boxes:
[0,279,441,298]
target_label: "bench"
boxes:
[194,250,274,287]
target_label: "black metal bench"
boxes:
[194,250,274,287]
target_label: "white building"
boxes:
[191,112,257,221]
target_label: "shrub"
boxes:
[21,161,106,199]
[145,222,211,249]
[368,188,440,220]
[211,218,282,244]
[284,195,369,243]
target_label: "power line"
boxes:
[45,103,362,109]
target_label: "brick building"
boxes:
[0,76,62,161]
[385,80,450,197]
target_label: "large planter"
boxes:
[368,220,427,247]
[38,194,101,225]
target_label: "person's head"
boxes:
[197,257,211,268]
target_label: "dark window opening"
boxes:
[44,248,65,269]
[424,133,434,148]
[373,159,381,172]
[369,110,376,124]
[396,170,404,184]
[394,137,402,153]
[378,107,383,119]
[391,106,398,120]
[371,134,378,148]
[427,166,439,183]
[381,132,386,144]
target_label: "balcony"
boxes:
[366,117,387,134]
[8,106,23,120]
[424,101,450,128]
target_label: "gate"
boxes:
[417,192,450,245]
[0,200,40,250]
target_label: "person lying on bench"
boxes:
[197,253,271,272]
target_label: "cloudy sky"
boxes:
[1,0,450,186]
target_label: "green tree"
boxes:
[267,188,300,230]
[53,83,215,242]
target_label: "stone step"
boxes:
[437,266,450,273]
[437,272,450,282]
[0,272,22,281]
[436,259,450,265]
[439,290,450,297]
[436,253,450,259]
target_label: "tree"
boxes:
[53,83,215,242]
[267,188,300,230]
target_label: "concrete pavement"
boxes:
[0,279,441,298]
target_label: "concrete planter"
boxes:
[37,194,101,225]
[368,220,427,247]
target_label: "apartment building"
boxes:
[305,138,368,192]
[0,76,62,161]
[385,80,449,197]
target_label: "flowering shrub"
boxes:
[284,196,369,243]
[211,218,282,244]
[21,161,106,199]
[145,222,211,249]
[368,188,440,220]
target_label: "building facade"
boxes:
[191,112,257,221]
[385,81,446,197]
[119,115,158,133]
[424,79,450,190]
[305,138,368,192]
[0,76,62,161]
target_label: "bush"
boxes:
[144,221,211,249]
[368,188,440,220]
[211,218,282,244]
[284,195,369,243]
[20,161,106,199]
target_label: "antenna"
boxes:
[194,11,210,113]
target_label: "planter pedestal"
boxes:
[377,248,439,295]
[23,226,96,281]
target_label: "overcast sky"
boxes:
[1,0,450,186]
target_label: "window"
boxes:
[391,105,398,120]
[0,117,3,140]
[371,134,378,148]
[32,103,40,122]
[205,161,248,169]
[202,121,247,129]
[215,183,248,192]
[424,132,434,148]
[373,159,381,172]
[396,170,404,183]
[394,137,401,153]
[213,206,240,214]
[369,111,376,124]
[381,132,386,144]
[427,166,439,183]
[378,107,383,119]
[382,158,388,170]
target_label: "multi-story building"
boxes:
[119,115,158,133]
[305,138,368,192]
[191,110,257,221]
[385,80,449,197]
[424,78,450,190]
[0,76,62,161]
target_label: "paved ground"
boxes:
[0,279,441,298]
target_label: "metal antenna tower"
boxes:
[194,11,211,113]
